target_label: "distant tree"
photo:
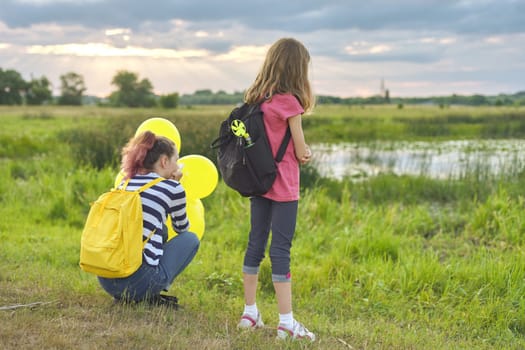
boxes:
[194,89,213,96]
[136,79,156,108]
[26,76,52,105]
[316,95,342,104]
[159,92,179,108]
[109,70,155,107]
[58,72,86,105]
[109,70,137,107]
[0,68,27,105]
[470,94,488,106]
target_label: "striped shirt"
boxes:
[120,173,189,266]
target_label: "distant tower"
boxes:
[380,77,386,97]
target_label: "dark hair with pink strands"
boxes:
[121,131,176,179]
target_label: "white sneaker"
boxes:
[237,313,264,329]
[276,320,316,341]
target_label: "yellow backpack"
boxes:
[79,177,163,278]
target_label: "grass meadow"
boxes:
[1,104,525,349]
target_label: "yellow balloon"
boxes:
[135,117,181,153]
[167,198,205,241]
[187,198,205,240]
[178,155,218,199]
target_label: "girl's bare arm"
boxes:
[288,114,312,165]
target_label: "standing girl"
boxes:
[237,38,315,341]
[98,131,200,306]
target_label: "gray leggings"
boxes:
[242,196,298,282]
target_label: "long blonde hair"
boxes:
[244,38,314,112]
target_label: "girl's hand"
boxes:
[171,170,183,181]
[171,164,183,181]
[300,145,312,165]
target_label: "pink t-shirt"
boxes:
[260,93,304,202]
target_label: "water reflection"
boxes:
[311,140,525,180]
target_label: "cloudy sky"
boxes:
[1,0,524,98]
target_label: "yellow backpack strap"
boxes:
[121,177,164,192]
[143,229,156,246]
[120,178,131,190]
[126,177,164,246]
[137,177,164,192]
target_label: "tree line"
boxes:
[317,91,525,107]
[0,68,179,108]
[2,66,524,107]
[172,89,525,107]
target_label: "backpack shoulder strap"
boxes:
[257,98,291,163]
[138,178,164,245]
[137,177,164,192]
[122,177,164,192]
[275,127,291,163]
[120,178,131,190]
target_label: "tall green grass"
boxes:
[305,104,525,142]
[1,105,525,349]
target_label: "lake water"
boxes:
[311,140,525,180]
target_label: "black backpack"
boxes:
[211,102,291,197]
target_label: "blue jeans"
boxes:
[98,231,200,301]
[243,196,298,282]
